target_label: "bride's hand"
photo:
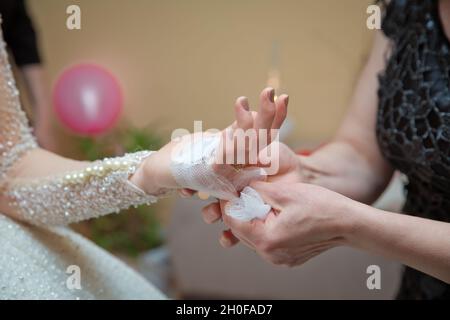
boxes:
[221,87,289,164]
[199,87,292,247]
[180,87,289,197]
[131,87,289,197]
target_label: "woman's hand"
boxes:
[220,180,450,284]
[201,141,303,245]
[178,87,289,197]
[220,181,354,266]
[132,87,289,197]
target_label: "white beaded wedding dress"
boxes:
[0,20,165,299]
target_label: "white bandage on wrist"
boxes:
[170,133,271,221]
[170,133,236,200]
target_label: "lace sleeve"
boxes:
[0,18,38,182]
[0,18,161,226]
[6,151,159,226]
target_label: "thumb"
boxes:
[220,200,252,232]
[249,181,284,209]
[220,200,264,244]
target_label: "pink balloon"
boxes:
[53,64,123,136]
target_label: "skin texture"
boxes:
[202,29,450,284]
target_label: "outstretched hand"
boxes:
[179,87,289,198]
[133,87,289,199]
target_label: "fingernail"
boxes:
[285,95,289,105]
[241,97,249,111]
[268,88,275,103]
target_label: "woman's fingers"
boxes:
[271,94,289,130]
[200,203,241,248]
[201,203,241,248]
[230,96,254,165]
[226,90,287,165]
[255,87,276,131]
[201,202,222,224]
[234,96,253,130]
[219,229,240,248]
[249,180,285,209]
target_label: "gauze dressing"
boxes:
[225,186,271,221]
[170,133,271,220]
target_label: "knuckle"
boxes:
[262,106,276,119]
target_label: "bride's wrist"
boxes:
[131,152,163,195]
[130,157,151,194]
[139,151,180,194]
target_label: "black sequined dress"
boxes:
[377,0,450,299]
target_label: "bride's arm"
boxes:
[0,147,170,226]
[0,19,287,227]
[0,94,285,228]
[0,21,175,227]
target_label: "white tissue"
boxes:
[225,186,271,221]
[170,133,271,221]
